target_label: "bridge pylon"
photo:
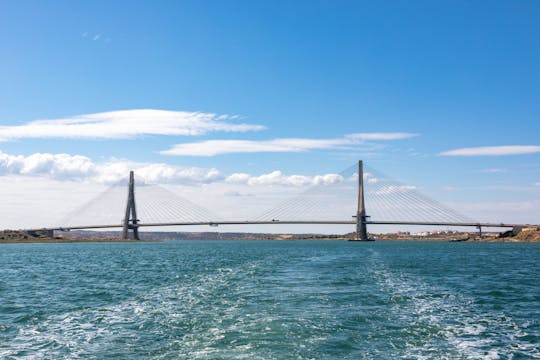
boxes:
[355,160,370,241]
[122,171,140,240]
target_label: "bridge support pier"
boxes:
[355,160,370,241]
[122,171,140,240]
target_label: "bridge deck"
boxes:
[27,220,536,232]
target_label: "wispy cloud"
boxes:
[479,168,508,173]
[535,182,540,187]
[82,32,110,42]
[0,109,265,141]
[161,132,418,156]
[347,133,418,141]
[440,145,540,157]
[162,139,343,156]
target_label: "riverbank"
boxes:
[1,227,539,243]
[0,230,150,244]
[0,237,145,244]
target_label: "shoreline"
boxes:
[2,227,539,244]
[0,238,157,244]
[1,237,538,244]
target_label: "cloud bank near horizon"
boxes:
[0,109,265,141]
[161,133,418,156]
[225,171,344,187]
[440,145,540,157]
[0,150,343,187]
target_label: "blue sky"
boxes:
[0,0,539,228]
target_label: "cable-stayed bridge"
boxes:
[25,161,536,240]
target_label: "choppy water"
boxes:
[0,240,539,359]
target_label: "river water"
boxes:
[0,240,538,359]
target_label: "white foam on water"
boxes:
[1,261,266,359]
[1,254,329,359]
[2,245,538,359]
[367,253,539,359]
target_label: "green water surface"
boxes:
[0,240,538,359]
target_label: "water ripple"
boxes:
[0,241,538,359]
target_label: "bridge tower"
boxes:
[122,171,140,240]
[356,160,370,241]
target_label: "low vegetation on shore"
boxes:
[1,227,539,244]
[0,230,138,243]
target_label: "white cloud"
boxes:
[346,133,418,141]
[0,150,221,185]
[135,163,221,184]
[80,162,222,185]
[225,173,251,184]
[162,139,344,156]
[347,172,380,183]
[312,174,344,186]
[0,151,96,180]
[0,109,265,141]
[535,182,540,187]
[440,145,540,157]
[161,132,418,156]
[226,170,344,187]
[0,150,347,189]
